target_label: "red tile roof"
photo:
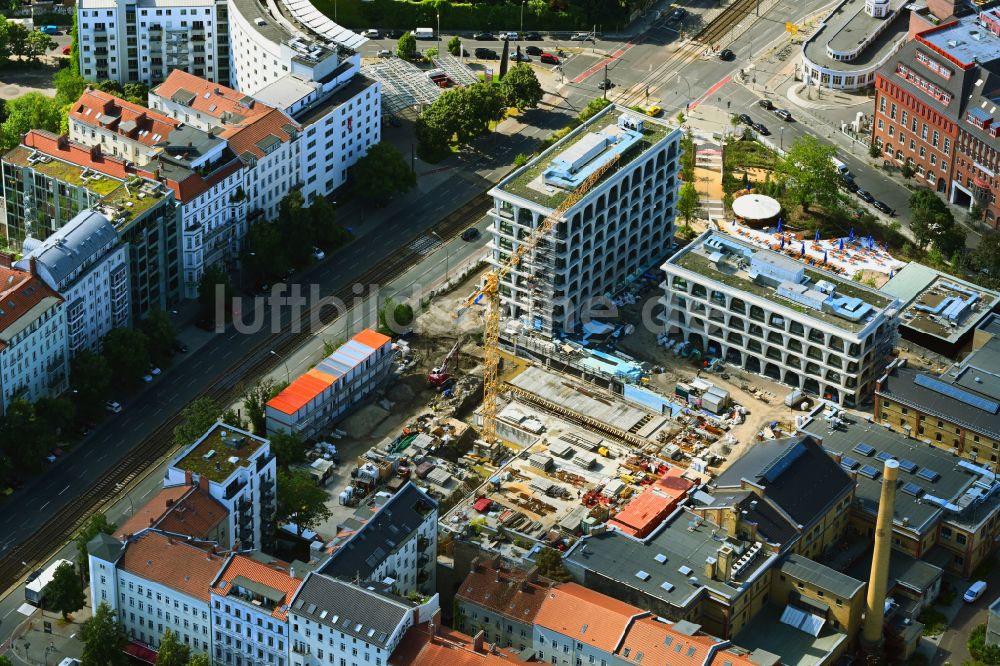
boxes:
[390,624,531,666]
[118,531,226,602]
[212,554,302,620]
[70,89,181,148]
[116,486,191,540]
[0,262,63,348]
[534,583,644,653]
[456,559,552,625]
[117,484,229,541]
[710,648,760,666]
[616,616,718,666]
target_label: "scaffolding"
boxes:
[430,53,481,87]
[362,58,443,116]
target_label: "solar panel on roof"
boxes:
[901,482,924,498]
[841,456,860,470]
[898,459,919,474]
[875,451,893,463]
[914,373,1000,413]
[858,465,881,480]
[853,443,876,456]
[917,468,941,483]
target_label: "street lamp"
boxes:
[436,12,440,56]
[431,231,450,282]
[520,0,525,34]
[270,350,290,384]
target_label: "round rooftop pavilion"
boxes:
[731,193,782,227]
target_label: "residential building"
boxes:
[2,130,181,316]
[210,552,301,666]
[114,480,230,547]
[880,262,1000,357]
[320,483,437,597]
[15,209,130,354]
[988,595,1000,646]
[165,421,277,552]
[872,6,1000,225]
[289,574,436,666]
[149,69,301,222]
[0,257,68,412]
[265,329,395,438]
[389,620,533,666]
[800,408,1000,577]
[68,88,186,166]
[86,529,223,657]
[489,105,681,337]
[75,0,230,85]
[661,230,900,406]
[875,322,1000,468]
[801,0,910,91]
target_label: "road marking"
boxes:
[3,608,16,620]
[132,422,144,433]
[40,501,50,511]
[141,487,153,499]
[58,485,70,496]
[572,37,642,84]
[690,75,733,111]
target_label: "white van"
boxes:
[412,27,434,39]
[832,157,851,178]
[964,580,988,603]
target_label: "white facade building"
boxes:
[166,421,277,552]
[87,529,223,657]
[660,231,900,406]
[489,105,681,337]
[16,210,130,355]
[76,0,230,86]
[289,575,437,666]
[0,260,68,413]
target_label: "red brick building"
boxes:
[872,6,1000,225]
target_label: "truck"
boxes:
[831,157,852,179]
[25,558,73,606]
[412,27,434,39]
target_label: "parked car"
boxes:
[646,105,663,117]
[738,113,753,125]
[475,47,499,59]
[856,188,875,203]
[570,32,591,41]
[143,373,153,383]
[539,52,560,64]
[105,400,122,413]
[719,48,734,61]
[773,108,793,121]
[473,31,495,40]
[758,99,774,110]
[377,49,392,57]
[525,45,543,55]
[500,31,520,41]
[386,29,404,38]
[312,247,326,260]
[364,28,380,38]
[172,341,189,353]
[669,8,687,20]
[461,227,481,241]
[965,581,988,603]
[523,31,542,40]
[840,177,859,193]
[61,45,71,55]
[41,25,60,35]
[196,317,216,331]
[752,122,770,136]
[598,79,615,90]
[511,52,531,62]
[872,200,894,215]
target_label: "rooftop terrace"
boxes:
[920,11,1000,68]
[173,422,269,483]
[5,147,121,196]
[98,180,170,229]
[670,232,894,334]
[496,106,675,210]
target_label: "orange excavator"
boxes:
[428,337,462,388]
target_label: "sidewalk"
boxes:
[5,604,89,666]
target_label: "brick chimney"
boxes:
[199,474,210,492]
[473,630,485,654]
[28,255,36,276]
[0,252,13,268]
[185,470,193,486]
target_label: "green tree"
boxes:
[76,513,116,574]
[680,128,695,182]
[447,35,461,56]
[243,377,277,435]
[0,654,13,666]
[156,630,191,666]
[308,196,349,250]
[1,92,62,150]
[425,46,438,58]
[198,264,232,313]
[102,328,150,387]
[121,82,149,105]
[80,602,128,666]
[243,221,286,284]
[35,397,75,437]
[23,31,55,61]
[577,97,610,123]
[415,116,450,163]
[280,190,317,268]
[500,64,543,110]
[351,142,416,204]
[47,561,86,620]
[900,160,915,179]
[188,655,212,666]
[71,350,112,418]
[54,67,88,105]
[677,181,701,224]
[869,141,881,158]
[276,468,332,534]
[534,546,572,582]
[775,135,841,212]
[173,397,222,447]
[0,399,50,471]
[974,230,1000,278]
[969,624,1000,663]
[394,302,414,327]
[270,431,306,468]
[935,223,965,258]
[397,32,417,60]
[140,308,176,367]
[909,190,955,251]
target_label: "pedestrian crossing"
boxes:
[408,235,441,255]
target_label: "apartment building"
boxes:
[876,321,1000,468]
[68,88,185,166]
[0,258,68,412]
[661,231,900,406]
[265,329,395,438]
[165,422,277,552]
[87,529,223,657]
[289,574,435,666]
[454,559,553,652]
[210,553,301,666]
[149,69,301,222]
[76,0,230,85]
[320,483,437,597]
[872,6,1000,225]
[3,130,181,316]
[15,209,130,354]
[489,105,680,337]
[388,619,533,666]
[115,481,230,546]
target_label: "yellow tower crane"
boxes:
[460,153,620,445]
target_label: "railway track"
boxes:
[0,192,491,593]
[611,0,762,109]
